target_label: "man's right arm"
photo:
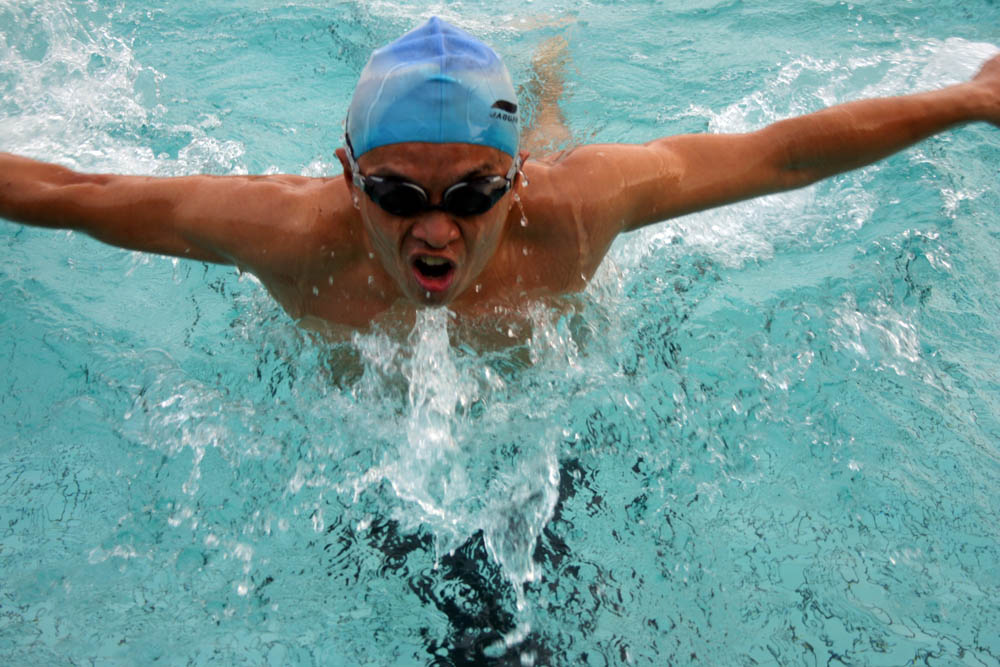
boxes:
[1,153,228,262]
[0,153,338,267]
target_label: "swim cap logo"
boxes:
[490,99,518,123]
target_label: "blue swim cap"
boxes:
[346,17,519,159]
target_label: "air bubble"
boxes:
[312,286,319,296]
[368,252,375,260]
[522,247,529,256]
[475,283,482,293]
[368,275,374,286]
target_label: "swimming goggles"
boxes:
[346,141,520,218]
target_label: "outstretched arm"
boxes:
[532,53,1000,249]
[637,53,1000,226]
[0,154,222,261]
[0,153,339,266]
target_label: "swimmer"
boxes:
[2,17,999,336]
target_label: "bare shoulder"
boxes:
[174,172,342,222]
[512,145,670,282]
[171,172,358,272]
[518,142,685,260]
[524,142,685,217]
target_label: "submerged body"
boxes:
[1,19,998,339]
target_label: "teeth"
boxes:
[420,257,449,266]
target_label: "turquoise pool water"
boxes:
[2,1,999,664]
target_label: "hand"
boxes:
[971,53,1000,126]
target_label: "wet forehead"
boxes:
[357,142,512,185]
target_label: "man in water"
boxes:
[2,17,999,337]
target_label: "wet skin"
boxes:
[343,143,526,310]
[1,54,998,339]
[239,140,599,338]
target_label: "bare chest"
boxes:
[252,222,590,337]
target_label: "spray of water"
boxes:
[346,308,563,638]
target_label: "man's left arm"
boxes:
[690,53,1000,215]
[536,52,999,246]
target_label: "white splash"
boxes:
[346,307,563,629]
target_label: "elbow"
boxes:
[753,127,825,192]
[774,164,825,192]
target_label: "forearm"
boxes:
[762,81,993,186]
[0,153,109,228]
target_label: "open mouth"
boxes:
[411,255,456,293]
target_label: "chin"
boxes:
[407,284,455,307]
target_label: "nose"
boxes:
[411,211,460,248]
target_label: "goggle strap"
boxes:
[344,134,363,187]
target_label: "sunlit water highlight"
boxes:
[2,1,999,664]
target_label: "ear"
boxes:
[335,147,355,197]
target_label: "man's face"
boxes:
[348,142,519,306]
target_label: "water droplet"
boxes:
[522,246,529,256]
[520,216,528,227]
[368,275,374,286]
[516,275,523,284]
[475,283,482,293]
[368,252,375,260]
[328,275,334,285]
[312,286,319,296]
[425,291,431,299]
[517,164,528,188]
[330,251,335,258]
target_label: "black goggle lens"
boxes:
[362,176,509,218]
[443,183,500,216]
[370,181,427,217]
